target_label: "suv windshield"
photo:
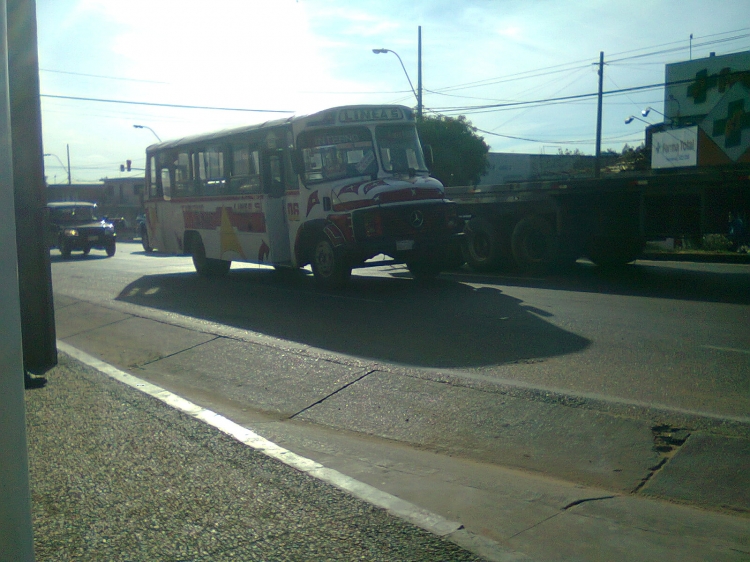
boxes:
[50,206,98,223]
[375,125,427,174]
[298,126,378,185]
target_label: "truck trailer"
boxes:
[446,50,750,272]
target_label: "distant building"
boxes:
[478,152,617,185]
[46,176,145,224]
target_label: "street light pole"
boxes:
[133,124,161,142]
[372,41,422,119]
[417,26,422,120]
[44,151,70,184]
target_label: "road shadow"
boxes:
[446,260,750,305]
[115,268,590,369]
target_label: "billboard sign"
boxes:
[651,127,698,169]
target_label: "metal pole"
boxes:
[417,26,422,120]
[66,143,71,185]
[8,0,57,374]
[0,0,36,559]
[594,51,604,178]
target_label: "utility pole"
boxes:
[8,0,57,373]
[594,51,604,178]
[66,143,71,185]
[417,26,423,120]
[1,1,37,559]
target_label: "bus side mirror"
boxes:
[292,149,305,176]
[423,144,434,170]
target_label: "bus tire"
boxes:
[191,236,230,277]
[141,230,154,253]
[105,241,116,257]
[511,215,555,271]
[310,234,350,288]
[462,217,501,272]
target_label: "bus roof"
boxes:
[145,115,296,153]
[144,105,414,153]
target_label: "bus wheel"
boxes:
[311,235,350,288]
[192,236,230,277]
[105,241,116,257]
[511,215,555,272]
[141,230,154,253]
[463,217,501,272]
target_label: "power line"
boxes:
[426,28,750,97]
[39,68,167,84]
[40,94,294,114]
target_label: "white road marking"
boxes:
[56,340,521,562]
[701,345,750,355]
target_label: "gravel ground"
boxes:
[25,353,483,561]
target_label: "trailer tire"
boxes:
[463,218,502,272]
[511,216,555,271]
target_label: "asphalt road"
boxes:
[51,242,750,419]
[47,242,750,559]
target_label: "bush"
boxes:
[701,234,732,252]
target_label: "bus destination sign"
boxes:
[339,107,404,123]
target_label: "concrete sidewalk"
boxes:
[31,292,750,561]
[25,352,499,562]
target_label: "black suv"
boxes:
[47,201,117,258]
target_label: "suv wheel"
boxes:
[59,238,71,259]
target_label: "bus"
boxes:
[141,104,463,286]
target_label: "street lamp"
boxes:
[133,124,161,142]
[43,152,71,185]
[624,115,653,126]
[373,30,423,120]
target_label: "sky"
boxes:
[33,0,750,184]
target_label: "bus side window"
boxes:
[148,156,161,198]
[200,146,226,197]
[174,151,193,197]
[160,168,172,199]
[263,150,285,198]
[230,145,261,194]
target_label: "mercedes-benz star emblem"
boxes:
[409,210,424,228]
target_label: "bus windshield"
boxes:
[298,126,378,184]
[375,124,427,174]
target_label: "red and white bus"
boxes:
[141,104,462,286]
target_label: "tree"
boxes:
[417,115,489,187]
[618,143,650,171]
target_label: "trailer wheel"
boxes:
[463,218,502,272]
[587,236,644,267]
[511,216,555,271]
[191,235,231,277]
[310,234,351,288]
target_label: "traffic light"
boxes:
[120,164,125,172]
[126,159,131,172]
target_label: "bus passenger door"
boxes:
[263,150,292,264]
